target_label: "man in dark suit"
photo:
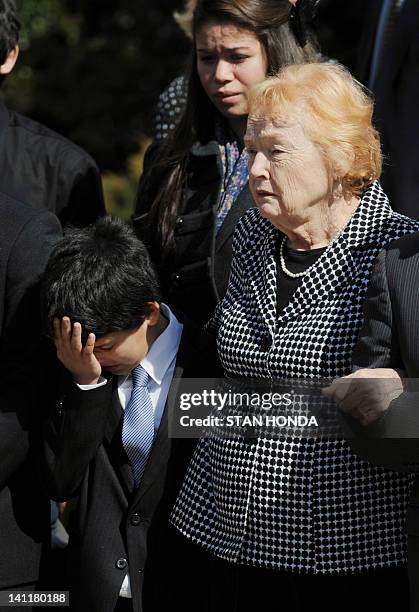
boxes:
[0,0,105,227]
[0,192,61,595]
[42,218,215,611]
[324,231,419,609]
[357,0,419,217]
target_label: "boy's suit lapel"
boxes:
[104,377,135,494]
[129,320,218,510]
[130,365,183,509]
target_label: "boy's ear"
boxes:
[0,46,19,75]
[146,301,161,326]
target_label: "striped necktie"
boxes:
[122,365,155,487]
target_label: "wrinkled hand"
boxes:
[322,368,404,426]
[54,317,101,385]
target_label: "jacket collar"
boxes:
[190,139,256,254]
[215,183,255,253]
[190,140,220,158]
[250,181,393,334]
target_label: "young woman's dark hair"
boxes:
[143,0,317,249]
[43,217,161,340]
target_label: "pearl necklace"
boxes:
[279,211,357,279]
[279,236,320,279]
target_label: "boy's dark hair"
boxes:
[43,217,161,339]
[0,0,20,64]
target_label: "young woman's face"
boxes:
[196,21,268,120]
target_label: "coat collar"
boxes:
[215,183,255,253]
[190,139,256,254]
[250,181,393,334]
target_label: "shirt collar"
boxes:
[140,303,183,385]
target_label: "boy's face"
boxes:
[92,304,162,377]
[93,325,149,376]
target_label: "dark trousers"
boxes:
[209,557,410,612]
[408,535,419,612]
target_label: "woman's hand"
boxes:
[53,317,102,385]
[322,368,404,426]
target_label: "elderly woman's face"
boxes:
[245,117,331,228]
[196,22,268,120]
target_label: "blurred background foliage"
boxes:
[3,0,364,219]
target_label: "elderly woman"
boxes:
[170,63,419,611]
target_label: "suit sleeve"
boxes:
[42,379,113,501]
[345,248,419,472]
[133,142,160,219]
[59,154,106,228]
[352,249,401,369]
[0,210,61,489]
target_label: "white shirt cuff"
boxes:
[76,376,108,391]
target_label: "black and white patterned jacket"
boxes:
[171,182,419,574]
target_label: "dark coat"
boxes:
[134,141,255,326]
[42,324,218,612]
[356,0,419,218]
[0,101,105,228]
[0,192,61,588]
[346,231,419,610]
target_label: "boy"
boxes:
[42,217,215,612]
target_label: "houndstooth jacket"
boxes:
[170,182,419,574]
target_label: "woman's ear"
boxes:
[0,46,19,75]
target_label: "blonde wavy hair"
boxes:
[248,62,382,197]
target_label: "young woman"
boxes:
[134,0,318,325]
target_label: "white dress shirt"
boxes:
[77,303,183,598]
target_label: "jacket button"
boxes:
[56,399,64,416]
[116,558,128,570]
[171,272,181,283]
[260,336,272,352]
[176,217,183,226]
[130,513,142,526]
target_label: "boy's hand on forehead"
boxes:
[53,317,102,386]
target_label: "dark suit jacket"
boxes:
[347,231,419,609]
[42,323,218,612]
[0,193,61,588]
[0,102,106,227]
[357,0,419,217]
[134,141,255,326]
